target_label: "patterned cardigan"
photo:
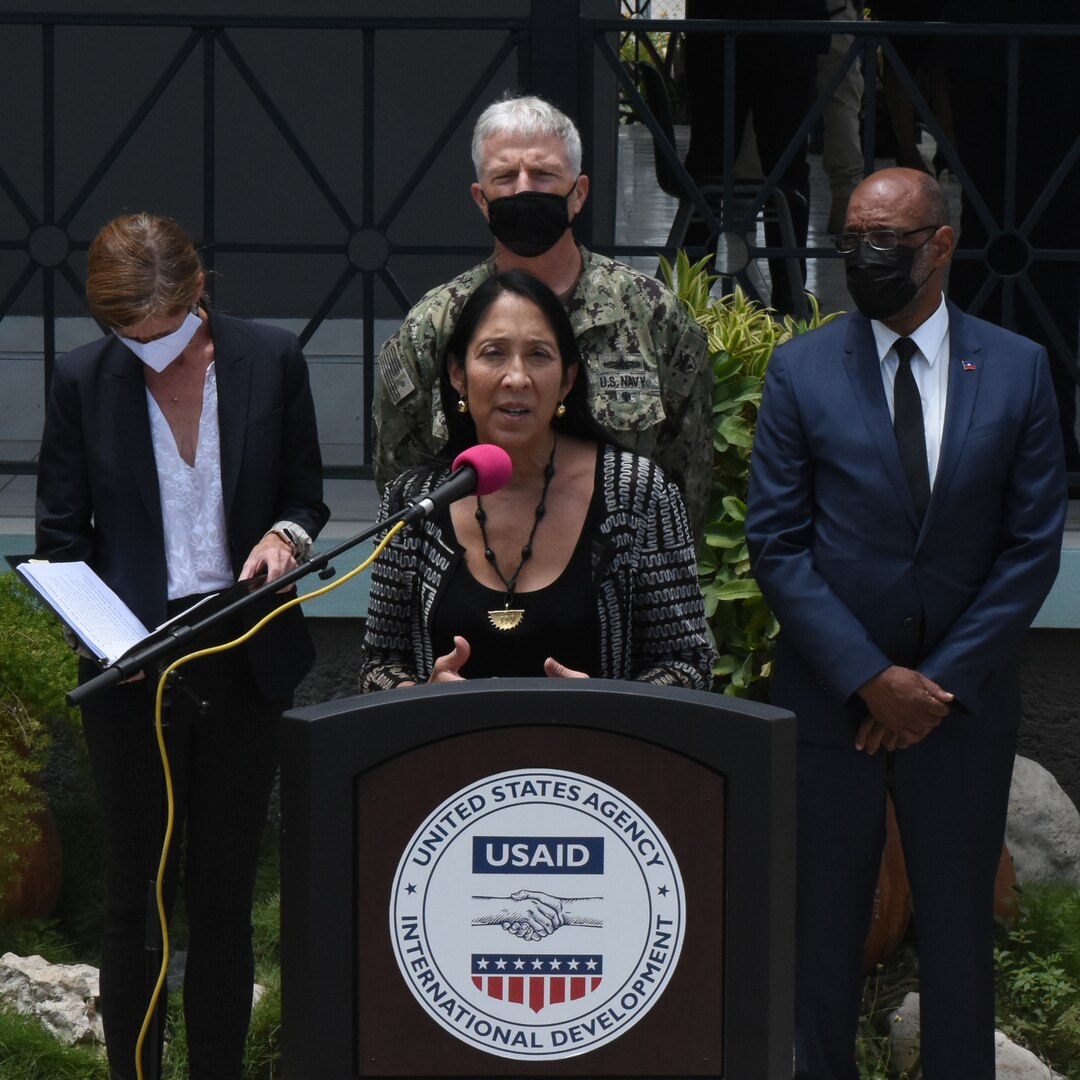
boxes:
[358,445,715,692]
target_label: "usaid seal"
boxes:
[389,768,685,1060]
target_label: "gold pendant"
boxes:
[488,608,524,631]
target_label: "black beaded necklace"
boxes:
[474,436,557,631]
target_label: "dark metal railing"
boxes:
[2,11,1078,478]
[0,11,536,479]
[597,16,1080,390]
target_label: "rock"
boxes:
[994,1030,1067,1079]
[887,992,1068,1079]
[0,952,104,1045]
[1007,756,1080,887]
[886,990,921,1073]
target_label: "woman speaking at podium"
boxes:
[35,212,328,1078]
[359,270,713,691]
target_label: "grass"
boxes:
[0,1008,109,1080]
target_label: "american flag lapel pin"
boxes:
[961,360,977,372]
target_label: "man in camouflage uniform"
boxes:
[373,95,713,535]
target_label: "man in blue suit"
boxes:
[746,168,1067,1079]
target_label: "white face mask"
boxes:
[115,310,203,373]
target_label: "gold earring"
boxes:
[457,397,469,415]
[555,401,567,418]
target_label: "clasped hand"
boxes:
[427,636,589,683]
[485,890,566,942]
[855,664,953,754]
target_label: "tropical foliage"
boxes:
[660,252,839,696]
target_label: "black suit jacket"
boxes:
[35,310,330,699]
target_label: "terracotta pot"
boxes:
[1,804,63,920]
[863,793,911,973]
[994,843,1019,921]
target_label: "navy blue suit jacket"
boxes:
[746,302,1067,745]
[35,310,330,699]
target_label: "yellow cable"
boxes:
[133,521,404,1079]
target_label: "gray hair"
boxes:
[471,94,583,179]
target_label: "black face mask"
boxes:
[483,186,574,257]
[845,241,933,322]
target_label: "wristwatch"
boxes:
[267,520,313,563]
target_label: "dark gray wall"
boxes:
[1020,629,1080,811]
[297,617,367,708]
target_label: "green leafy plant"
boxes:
[994,882,1080,1078]
[0,573,78,905]
[661,252,839,696]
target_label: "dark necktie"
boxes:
[892,337,930,520]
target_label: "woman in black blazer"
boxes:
[35,212,329,1079]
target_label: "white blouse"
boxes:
[147,363,235,599]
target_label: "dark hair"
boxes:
[439,269,608,458]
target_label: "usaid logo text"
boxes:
[473,837,604,874]
[390,769,685,1060]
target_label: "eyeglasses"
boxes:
[832,225,941,255]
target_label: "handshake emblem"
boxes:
[471,890,603,942]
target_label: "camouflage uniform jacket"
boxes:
[373,244,713,534]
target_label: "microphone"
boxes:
[400,444,512,524]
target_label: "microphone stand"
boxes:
[66,502,418,1080]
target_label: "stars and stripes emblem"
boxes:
[471,954,603,1014]
[961,360,977,371]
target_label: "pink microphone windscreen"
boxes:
[452,444,513,496]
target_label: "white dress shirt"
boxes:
[872,293,951,487]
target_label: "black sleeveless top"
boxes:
[429,460,601,678]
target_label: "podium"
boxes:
[280,680,795,1078]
